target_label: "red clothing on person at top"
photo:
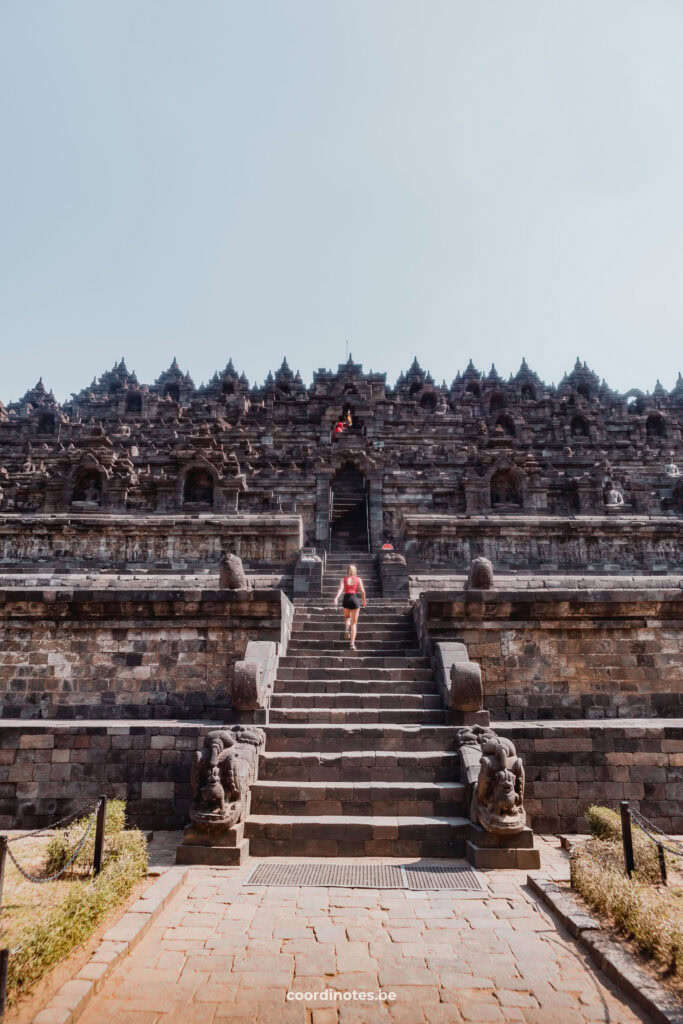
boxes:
[343,575,360,594]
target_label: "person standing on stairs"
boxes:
[333,563,367,651]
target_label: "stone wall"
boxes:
[0,587,292,719]
[401,515,683,573]
[0,721,215,831]
[417,588,683,719]
[500,720,683,835]
[0,513,303,571]
[1,719,680,834]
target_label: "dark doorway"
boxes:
[184,468,214,506]
[330,465,368,551]
[490,469,521,508]
[38,413,55,434]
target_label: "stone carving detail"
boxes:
[664,455,679,478]
[466,557,494,590]
[456,726,526,835]
[189,726,265,831]
[219,553,247,588]
[604,481,625,507]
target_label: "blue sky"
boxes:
[2,1,683,403]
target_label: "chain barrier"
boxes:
[5,805,98,884]
[628,805,683,858]
[6,800,100,844]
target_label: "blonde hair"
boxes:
[346,564,357,576]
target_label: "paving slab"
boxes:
[68,839,653,1024]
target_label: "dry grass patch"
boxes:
[571,805,683,985]
[1,801,148,1005]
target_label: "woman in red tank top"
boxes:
[333,563,367,651]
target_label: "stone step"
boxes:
[273,678,438,695]
[276,666,434,682]
[279,655,431,670]
[263,723,458,751]
[245,814,469,857]
[321,588,382,595]
[272,692,441,709]
[325,559,377,567]
[287,639,420,653]
[258,749,459,782]
[250,780,466,816]
[290,622,414,633]
[296,599,408,608]
[268,707,445,725]
[302,607,407,614]
[290,618,413,626]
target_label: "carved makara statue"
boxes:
[189,726,265,831]
[455,726,526,835]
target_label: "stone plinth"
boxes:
[176,821,249,865]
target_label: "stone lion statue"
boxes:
[455,726,526,835]
[189,726,265,831]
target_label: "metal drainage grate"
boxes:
[402,863,487,891]
[245,862,486,891]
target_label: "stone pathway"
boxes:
[76,838,650,1024]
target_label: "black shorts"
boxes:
[342,593,362,610]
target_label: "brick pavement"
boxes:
[76,839,650,1024]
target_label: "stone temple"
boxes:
[0,354,681,861]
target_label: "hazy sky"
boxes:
[2,1,683,403]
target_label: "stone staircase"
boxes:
[245,552,469,856]
[329,469,369,551]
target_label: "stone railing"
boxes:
[433,641,489,726]
[232,643,279,723]
[232,585,294,721]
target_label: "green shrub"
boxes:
[571,838,683,975]
[7,804,148,1003]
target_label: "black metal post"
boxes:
[93,795,107,875]
[0,947,8,1017]
[620,801,635,878]
[657,843,667,885]
[0,837,6,912]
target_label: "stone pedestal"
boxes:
[465,824,540,870]
[176,819,249,866]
